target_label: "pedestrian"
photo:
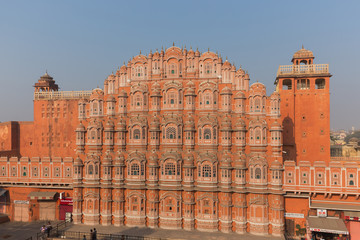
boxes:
[46,221,52,237]
[40,225,46,233]
[40,225,46,240]
[90,229,94,240]
[93,228,97,240]
[82,234,87,240]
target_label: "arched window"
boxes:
[204,128,211,139]
[255,98,261,112]
[205,63,212,74]
[133,129,140,139]
[165,162,175,175]
[166,127,176,139]
[88,165,93,174]
[204,92,211,105]
[349,180,354,186]
[135,66,143,77]
[131,164,139,175]
[255,167,261,179]
[202,164,211,177]
[170,64,177,75]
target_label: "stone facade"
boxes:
[0,46,359,238]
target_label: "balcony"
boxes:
[277,64,329,77]
[34,90,92,100]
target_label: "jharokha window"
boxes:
[128,162,144,178]
[198,161,217,182]
[161,160,181,180]
[198,125,217,145]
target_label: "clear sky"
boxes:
[0,0,359,130]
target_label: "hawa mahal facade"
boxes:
[0,45,359,238]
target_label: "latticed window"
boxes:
[142,128,146,139]
[165,162,175,175]
[204,93,211,105]
[135,66,143,77]
[166,127,176,139]
[133,129,140,139]
[255,168,261,179]
[88,165,93,174]
[204,128,211,139]
[131,164,139,175]
[202,164,211,177]
[255,98,261,112]
[205,63,212,74]
[135,95,142,106]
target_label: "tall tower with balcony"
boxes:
[275,47,331,163]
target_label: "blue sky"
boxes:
[0,0,359,130]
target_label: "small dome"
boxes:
[234,118,246,130]
[223,60,231,68]
[235,153,247,169]
[236,67,245,75]
[292,47,314,60]
[39,72,54,81]
[119,89,127,97]
[151,81,161,95]
[115,151,125,165]
[187,48,195,56]
[150,115,160,129]
[149,151,159,167]
[221,115,232,129]
[74,156,83,166]
[105,120,115,129]
[183,151,195,167]
[186,80,195,88]
[120,65,127,72]
[90,88,104,100]
[195,48,200,57]
[117,118,126,130]
[106,95,116,102]
[234,91,246,99]
[220,152,232,168]
[220,86,232,95]
[271,160,282,170]
[76,122,85,130]
[271,120,282,129]
[184,114,195,129]
[108,73,116,80]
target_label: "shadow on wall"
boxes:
[282,116,296,162]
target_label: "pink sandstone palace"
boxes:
[0,45,359,239]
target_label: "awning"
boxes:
[0,188,7,197]
[28,191,57,200]
[307,217,349,235]
[310,201,360,212]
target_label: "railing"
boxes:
[34,90,92,100]
[36,220,69,240]
[277,64,329,76]
[57,231,164,240]
[331,156,360,161]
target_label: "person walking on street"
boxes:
[93,228,97,240]
[90,229,94,240]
